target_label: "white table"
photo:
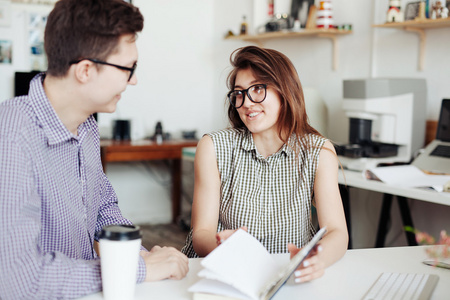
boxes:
[339,169,450,248]
[338,169,450,207]
[79,246,449,300]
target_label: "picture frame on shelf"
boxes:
[0,40,12,64]
[404,1,421,21]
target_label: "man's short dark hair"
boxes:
[44,0,144,77]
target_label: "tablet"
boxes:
[259,227,327,300]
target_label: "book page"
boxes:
[198,229,281,300]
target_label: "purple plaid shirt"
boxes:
[0,74,146,299]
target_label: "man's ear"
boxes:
[73,60,94,83]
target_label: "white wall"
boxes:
[99,0,217,141]
[1,0,449,247]
[101,0,217,224]
[0,3,52,101]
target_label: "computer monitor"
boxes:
[14,71,41,96]
[436,99,450,142]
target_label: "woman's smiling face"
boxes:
[234,68,281,137]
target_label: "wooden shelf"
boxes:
[226,28,352,42]
[373,18,450,71]
[373,18,450,29]
[225,29,352,71]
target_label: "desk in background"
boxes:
[182,148,450,248]
[100,139,198,224]
[339,169,450,248]
[78,246,450,300]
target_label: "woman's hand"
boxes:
[215,226,248,245]
[287,243,324,283]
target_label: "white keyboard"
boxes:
[362,272,439,300]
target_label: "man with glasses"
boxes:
[0,0,188,299]
[69,58,138,82]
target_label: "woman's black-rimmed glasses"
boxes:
[227,84,267,109]
[70,58,137,82]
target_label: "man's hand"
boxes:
[140,246,189,281]
[215,226,248,245]
[287,243,324,283]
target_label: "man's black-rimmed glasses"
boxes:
[227,84,267,109]
[70,58,137,82]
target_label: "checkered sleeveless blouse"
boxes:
[181,128,326,257]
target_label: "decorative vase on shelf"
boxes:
[316,0,334,29]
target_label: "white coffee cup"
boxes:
[99,225,142,300]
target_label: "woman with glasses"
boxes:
[182,46,348,283]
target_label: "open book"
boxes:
[188,227,327,300]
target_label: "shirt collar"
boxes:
[240,128,294,157]
[27,73,91,145]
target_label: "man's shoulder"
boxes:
[0,96,37,139]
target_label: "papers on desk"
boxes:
[365,165,450,192]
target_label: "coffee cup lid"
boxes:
[99,225,142,241]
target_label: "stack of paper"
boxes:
[365,165,450,192]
